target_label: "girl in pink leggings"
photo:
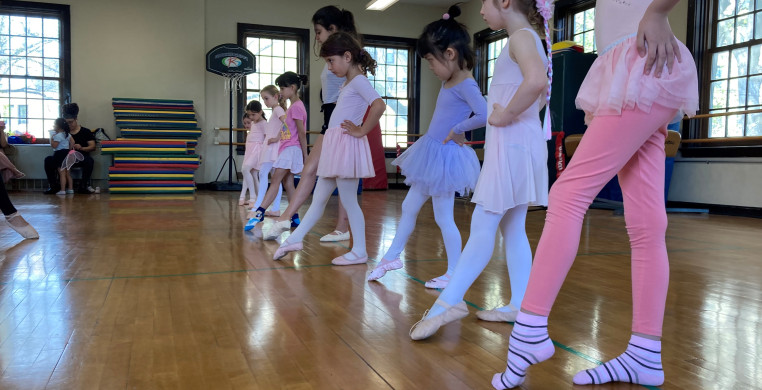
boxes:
[493,0,699,388]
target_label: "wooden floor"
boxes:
[0,190,760,389]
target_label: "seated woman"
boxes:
[44,103,97,194]
[0,118,25,183]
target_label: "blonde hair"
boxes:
[260,85,287,111]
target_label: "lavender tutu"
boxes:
[317,126,374,179]
[393,134,481,197]
[576,36,699,122]
[272,145,303,174]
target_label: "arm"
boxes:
[51,134,59,149]
[445,80,488,145]
[341,98,385,138]
[295,119,308,160]
[489,31,548,127]
[78,140,96,153]
[638,0,682,77]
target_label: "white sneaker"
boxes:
[320,230,350,242]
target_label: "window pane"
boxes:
[43,99,58,118]
[259,39,272,55]
[710,115,726,137]
[584,9,595,30]
[0,36,8,56]
[747,113,761,135]
[717,19,735,46]
[0,56,8,74]
[285,40,297,57]
[272,39,284,57]
[0,77,7,94]
[10,16,25,36]
[27,57,42,77]
[246,38,258,53]
[0,98,8,118]
[28,37,42,57]
[712,51,730,79]
[43,58,59,77]
[583,31,595,53]
[574,12,584,34]
[711,80,728,108]
[285,58,296,72]
[738,0,753,14]
[727,114,745,136]
[28,98,43,117]
[43,18,59,38]
[731,47,748,77]
[0,15,8,35]
[736,14,753,43]
[43,38,59,58]
[728,77,747,107]
[719,0,735,18]
[11,36,26,56]
[751,44,761,73]
[756,12,762,39]
[10,57,25,75]
[748,75,761,105]
[27,17,42,37]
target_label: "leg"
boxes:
[0,178,17,216]
[572,125,670,387]
[273,135,323,223]
[240,164,255,203]
[367,184,429,280]
[496,105,678,389]
[335,178,367,258]
[273,177,337,259]
[254,163,272,210]
[0,179,37,239]
[271,182,283,212]
[58,169,67,193]
[44,155,60,192]
[408,205,502,340]
[430,193,461,281]
[77,155,94,191]
[335,200,349,232]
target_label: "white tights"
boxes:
[382,184,462,275]
[285,177,366,256]
[240,163,258,201]
[253,162,283,211]
[429,203,531,318]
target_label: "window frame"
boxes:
[685,0,762,157]
[474,28,508,94]
[553,0,596,46]
[237,24,310,138]
[0,0,71,139]
[362,34,421,152]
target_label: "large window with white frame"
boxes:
[364,35,420,149]
[238,24,309,125]
[0,2,70,139]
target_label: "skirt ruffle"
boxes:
[576,36,699,122]
[392,134,481,196]
[317,127,374,179]
[243,142,263,169]
[272,146,303,174]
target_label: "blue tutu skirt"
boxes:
[392,134,481,197]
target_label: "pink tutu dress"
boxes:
[576,0,699,121]
[242,120,265,169]
[317,75,380,179]
[258,106,284,168]
[392,78,485,197]
[471,29,550,214]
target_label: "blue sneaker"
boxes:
[244,208,265,231]
[290,213,301,228]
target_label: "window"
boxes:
[705,0,762,138]
[474,29,508,94]
[553,0,596,53]
[0,2,70,139]
[237,24,309,125]
[364,35,420,149]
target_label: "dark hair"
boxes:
[417,4,474,70]
[61,103,79,120]
[260,85,287,111]
[312,6,360,54]
[245,100,266,121]
[275,72,308,98]
[54,117,70,136]
[320,32,377,76]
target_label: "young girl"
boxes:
[367,5,485,288]
[50,118,75,195]
[239,111,257,206]
[272,32,385,265]
[250,6,360,241]
[409,0,552,340]
[1,179,38,239]
[254,85,285,215]
[0,118,25,183]
[494,0,698,388]
[244,72,307,232]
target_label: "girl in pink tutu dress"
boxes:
[238,109,259,206]
[367,4,485,287]
[494,0,699,388]
[272,32,385,266]
[253,85,285,215]
[409,0,553,342]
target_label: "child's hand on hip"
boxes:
[341,120,364,138]
[489,103,511,127]
[637,9,682,78]
[443,129,466,146]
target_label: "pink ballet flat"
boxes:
[424,274,451,289]
[476,304,519,323]
[238,199,246,206]
[273,241,303,260]
[409,299,469,340]
[367,258,403,281]
[5,213,39,239]
[331,252,368,266]
[263,219,291,240]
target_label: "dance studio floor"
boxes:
[0,190,760,389]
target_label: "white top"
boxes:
[52,132,70,151]
[321,64,346,104]
[595,0,651,51]
[327,75,382,128]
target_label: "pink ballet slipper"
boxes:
[367,258,403,281]
[331,252,368,266]
[273,241,302,260]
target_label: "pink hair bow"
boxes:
[536,0,554,21]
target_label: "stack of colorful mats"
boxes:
[103,98,202,194]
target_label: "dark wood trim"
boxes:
[473,28,507,94]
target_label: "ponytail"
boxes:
[275,71,308,98]
[261,84,287,111]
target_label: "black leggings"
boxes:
[321,103,336,133]
[0,179,17,216]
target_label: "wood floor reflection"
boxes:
[0,190,760,389]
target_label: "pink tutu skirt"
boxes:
[317,126,374,179]
[393,134,481,197]
[259,141,279,167]
[576,35,699,122]
[272,145,303,174]
[243,141,264,170]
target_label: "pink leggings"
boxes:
[522,104,677,337]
